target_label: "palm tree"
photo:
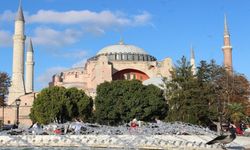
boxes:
[226,102,246,124]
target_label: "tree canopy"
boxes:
[164,56,212,124]
[0,72,11,106]
[30,86,93,124]
[226,102,246,124]
[164,56,250,125]
[94,80,167,125]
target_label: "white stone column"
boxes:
[8,4,26,105]
[190,46,196,75]
[25,39,34,93]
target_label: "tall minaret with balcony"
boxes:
[25,39,34,93]
[222,15,233,75]
[190,45,196,75]
[8,0,26,104]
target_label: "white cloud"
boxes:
[36,55,87,89]
[0,30,12,47]
[0,9,152,27]
[28,10,131,26]
[84,26,105,36]
[0,9,152,48]
[72,59,87,68]
[53,50,88,59]
[133,11,152,26]
[32,27,83,47]
[36,66,67,88]
[36,59,87,89]
[0,10,16,22]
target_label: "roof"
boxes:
[27,39,33,52]
[15,1,25,22]
[142,77,165,89]
[97,41,148,55]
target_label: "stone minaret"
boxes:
[8,0,26,104]
[190,45,196,75]
[25,39,34,93]
[222,15,233,75]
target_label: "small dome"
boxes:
[97,41,148,55]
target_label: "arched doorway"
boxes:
[112,69,149,81]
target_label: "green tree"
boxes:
[196,60,224,123]
[65,88,93,121]
[164,56,201,124]
[94,80,167,125]
[30,86,93,124]
[226,103,246,124]
[164,56,250,126]
[0,72,11,106]
[205,61,250,121]
[227,74,250,116]
[164,57,225,125]
[30,86,67,124]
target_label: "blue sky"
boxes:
[0,0,250,91]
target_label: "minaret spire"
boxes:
[224,14,229,36]
[190,45,196,75]
[191,45,195,59]
[27,38,34,52]
[15,0,25,22]
[8,1,26,104]
[222,15,233,75]
[26,38,35,93]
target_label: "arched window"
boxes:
[113,69,149,81]
[122,54,128,60]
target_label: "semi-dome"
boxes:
[97,41,148,55]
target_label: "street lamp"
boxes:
[2,95,4,128]
[1,95,4,128]
[15,98,21,127]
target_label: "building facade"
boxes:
[49,40,173,97]
[0,1,234,127]
[0,1,35,127]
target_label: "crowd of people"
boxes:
[2,117,250,136]
[26,118,250,136]
[222,120,250,136]
[235,121,250,136]
[129,118,250,137]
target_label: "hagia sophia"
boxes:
[0,2,233,126]
[49,40,173,97]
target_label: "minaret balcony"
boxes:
[222,46,232,49]
[13,35,26,40]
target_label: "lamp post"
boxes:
[1,95,4,128]
[2,96,4,127]
[15,98,21,127]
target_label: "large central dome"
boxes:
[97,41,148,55]
[88,40,156,62]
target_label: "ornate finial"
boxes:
[117,30,124,45]
[28,38,34,52]
[224,14,229,36]
[119,37,124,45]
[15,0,25,22]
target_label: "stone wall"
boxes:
[50,55,172,97]
[0,93,35,127]
[0,135,249,149]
